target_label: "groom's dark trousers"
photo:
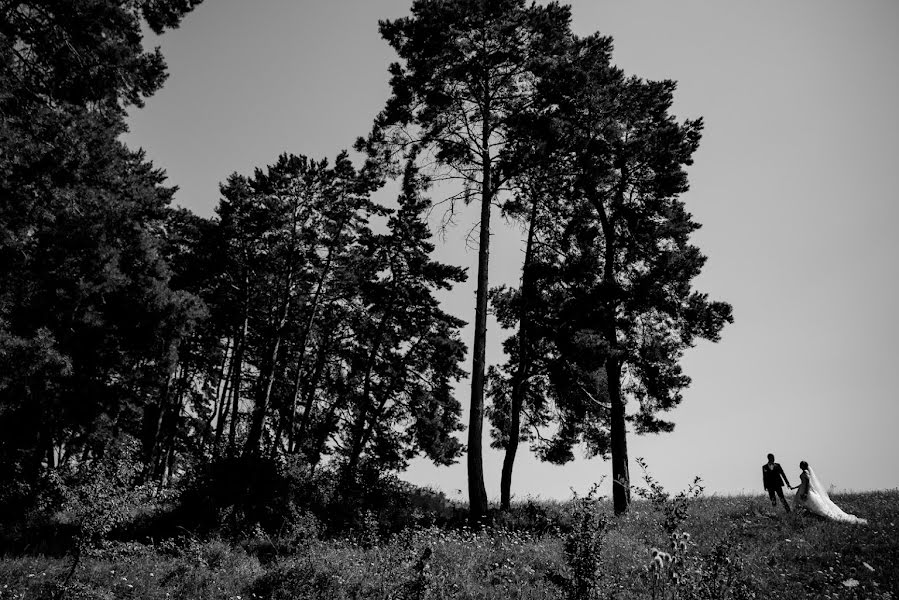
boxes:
[763,462,791,512]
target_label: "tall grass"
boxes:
[1,490,896,599]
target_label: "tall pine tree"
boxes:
[536,34,733,513]
[359,0,572,523]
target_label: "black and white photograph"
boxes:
[1,1,897,598]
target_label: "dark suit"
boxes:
[763,461,791,511]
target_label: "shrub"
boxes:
[631,459,751,600]
[173,454,320,538]
[559,483,608,600]
[632,457,704,538]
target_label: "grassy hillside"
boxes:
[1,490,896,599]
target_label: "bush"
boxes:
[57,441,155,550]
[493,499,565,536]
[632,457,704,538]
[559,484,608,600]
[173,455,322,538]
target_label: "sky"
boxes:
[125,0,899,501]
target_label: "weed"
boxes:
[560,482,608,600]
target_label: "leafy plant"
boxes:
[560,483,608,600]
[633,457,704,537]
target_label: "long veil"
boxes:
[805,467,867,525]
[807,467,830,500]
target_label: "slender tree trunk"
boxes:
[244,193,306,457]
[146,360,180,480]
[227,310,248,456]
[213,338,235,458]
[156,375,187,491]
[607,356,629,514]
[345,310,392,480]
[468,140,492,524]
[198,337,231,450]
[591,172,630,515]
[294,335,330,453]
[243,284,292,457]
[500,195,540,510]
[156,364,188,482]
[286,220,345,454]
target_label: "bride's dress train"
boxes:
[794,467,867,524]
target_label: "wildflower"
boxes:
[681,532,691,541]
[842,579,859,588]
[651,555,664,570]
[679,541,688,552]
[650,547,660,558]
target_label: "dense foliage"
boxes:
[1,0,732,562]
[0,0,206,515]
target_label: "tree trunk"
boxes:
[500,194,540,510]
[201,337,231,450]
[293,333,330,453]
[344,310,392,481]
[590,172,630,515]
[285,219,345,455]
[468,141,492,524]
[243,199,303,457]
[212,338,235,458]
[243,308,288,457]
[156,374,187,491]
[227,313,248,456]
[146,359,180,480]
[607,356,629,514]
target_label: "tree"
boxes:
[359,0,572,523]
[486,162,565,510]
[537,34,733,513]
[211,153,376,458]
[0,0,203,498]
[339,162,467,482]
[207,151,469,480]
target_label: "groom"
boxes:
[762,453,792,512]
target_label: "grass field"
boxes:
[1,490,896,599]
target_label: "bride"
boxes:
[792,461,867,524]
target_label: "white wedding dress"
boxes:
[794,467,867,524]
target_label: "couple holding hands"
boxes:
[762,453,867,524]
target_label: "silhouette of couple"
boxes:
[762,453,867,524]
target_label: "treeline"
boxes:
[0,0,731,528]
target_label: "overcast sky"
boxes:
[125,0,899,501]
